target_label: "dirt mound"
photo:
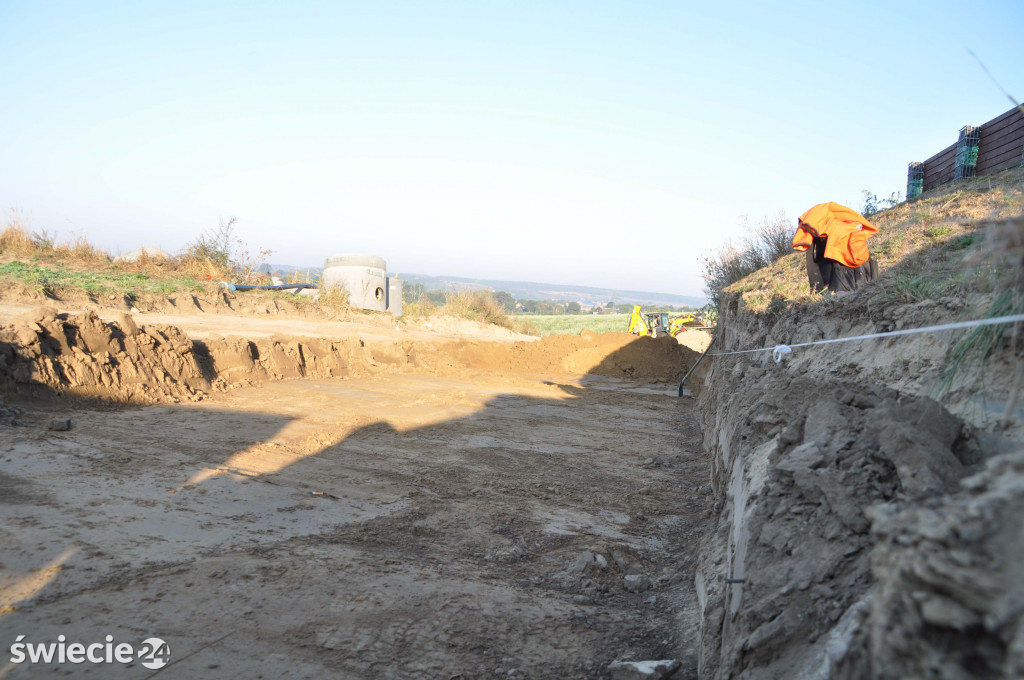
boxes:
[0,309,698,402]
[449,332,696,383]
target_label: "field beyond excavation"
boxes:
[528,314,629,336]
[0,300,714,679]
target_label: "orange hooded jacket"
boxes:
[792,202,878,268]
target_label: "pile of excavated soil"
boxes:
[447,329,698,381]
[0,308,698,403]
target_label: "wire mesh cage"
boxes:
[954,125,980,180]
[907,162,924,199]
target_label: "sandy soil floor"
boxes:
[0,309,712,679]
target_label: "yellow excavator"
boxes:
[669,312,698,335]
[627,306,697,338]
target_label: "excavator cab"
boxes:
[644,312,669,337]
[630,306,702,337]
[628,306,671,337]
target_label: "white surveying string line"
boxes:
[707,313,1024,364]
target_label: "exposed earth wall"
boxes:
[693,287,1023,679]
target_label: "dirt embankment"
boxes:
[692,288,1023,678]
[0,307,696,403]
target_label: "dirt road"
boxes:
[0,310,712,679]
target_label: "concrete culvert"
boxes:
[323,253,388,312]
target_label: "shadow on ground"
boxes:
[0,338,712,679]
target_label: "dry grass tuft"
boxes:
[0,225,35,254]
[0,223,112,264]
[437,290,536,334]
[176,255,231,283]
[1,206,114,264]
[53,235,111,264]
[941,217,1024,391]
[315,283,352,313]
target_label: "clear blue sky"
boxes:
[2,1,1022,297]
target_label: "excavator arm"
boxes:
[627,306,649,336]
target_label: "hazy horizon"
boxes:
[2,1,1022,297]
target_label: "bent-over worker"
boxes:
[792,202,879,294]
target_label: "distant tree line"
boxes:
[402,283,697,315]
[403,280,700,315]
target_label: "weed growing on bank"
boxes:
[0,211,278,299]
[940,216,1024,398]
[179,217,272,284]
[699,212,792,309]
[0,261,204,299]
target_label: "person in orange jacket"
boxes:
[793,202,879,294]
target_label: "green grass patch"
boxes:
[0,261,205,298]
[913,209,934,225]
[924,224,953,239]
[942,288,1024,394]
[525,313,629,336]
[875,231,906,258]
[946,234,976,251]
[889,267,965,303]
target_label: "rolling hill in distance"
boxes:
[397,273,706,308]
[265,264,705,308]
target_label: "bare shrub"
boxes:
[700,212,792,308]
[30,228,57,251]
[443,290,503,322]
[750,212,792,264]
[699,239,746,309]
[439,290,535,334]
[180,217,272,284]
[183,217,235,269]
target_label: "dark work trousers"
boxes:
[806,236,833,293]
[806,236,878,293]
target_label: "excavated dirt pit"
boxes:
[0,311,713,679]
